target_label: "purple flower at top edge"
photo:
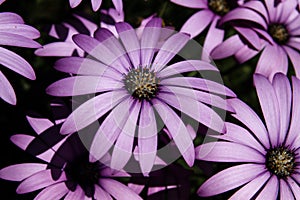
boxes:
[212,0,300,79]
[0,115,143,199]
[46,17,236,174]
[0,12,41,105]
[69,0,123,12]
[196,73,300,199]
[170,0,244,61]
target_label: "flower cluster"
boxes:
[0,0,299,199]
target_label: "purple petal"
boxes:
[75,14,98,34]
[160,77,236,97]
[138,101,157,174]
[228,98,270,149]
[197,164,266,197]
[272,73,292,144]
[234,26,261,50]
[278,0,298,23]
[34,182,69,200]
[229,172,271,199]
[141,18,162,67]
[115,22,141,68]
[202,18,224,62]
[0,32,40,48]
[0,24,40,39]
[60,90,128,135]
[54,57,123,80]
[64,186,85,200]
[158,91,226,133]
[152,99,195,167]
[211,35,244,60]
[46,76,122,96]
[256,175,279,200]
[284,46,300,78]
[94,185,113,200]
[243,1,269,23]
[180,10,214,38]
[110,101,141,170]
[0,12,24,24]
[196,142,265,163]
[112,0,123,13]
[26,116,53,135]
[170,0,208,8]
[234,45,258,63]
[254,74,280,146]
[91,0,102,11]
[287,177,300,198]
[153,32,190,72]
[279,179,295,200]
[211,122,265,153]
[0,47,35,80]
[0,70,16,105]
[69,0,81,8]
[158,60,218,78]
[89,98,131,161]
[16,170,66,194]
[10,134,34,150]
[35,42,78,57]
[100,179,142,200]
[0,163,47,181]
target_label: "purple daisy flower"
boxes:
[170,0,244,61]
[69,0,123,12]
[196,73,300,199]
[212,0,300,79]
[0,116,143,199]
[0,12,40,105]
[46,17,235,173]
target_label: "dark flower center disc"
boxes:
[266,146,295,178]
[268,24,289,44]
[124,67,159,101]
[209,0,230,16]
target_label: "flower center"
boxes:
[268,24,289,44]
[266,146,295,178]
[208,0,230,16]
[124,67,159,100]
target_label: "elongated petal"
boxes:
[284,46,300,78]
[228,98,270,149]
[35,42,78,57]
[287,177,300,198]
[26,116,54,135]
[211,35,244,60]
[160,77,236,97]
[152,99,195,166]
[46,76,122,96]
[180,10,213,38]
[91,0,102,11]
[158,60,217,78]
[34,182,69,200]
[94,185,113,200]
[0,32,40,48]
[138,101,157,174]
[153,32,190,72]
[254,74,280,146]
[141,18,162,67]
[112,0,123,13]
[0,163,47,181]
[0,12,24,24]
[196,142,265,163]
[279,179,294,200]
[111,101,141,170]
[0,70,16,105]
[234,26,261,50]
[256,175,279,200]
[10,134,34,150]
[100,179,142,200]
[170,0,208,8]
[16,170,66,194]
[229,172,270,200]
[234,45,258,63]
[0,47,35,79]
[90,98,131,161]
[65,186,85,200]
[0,24,40,39]
[61,90,128,135]
[197,164,266,197]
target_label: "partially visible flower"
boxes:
[170,0,244,61]
[0,115,143,199]
[69,0,123,12]
[46,17,235,174]
[0,0,5,5]
[212,0,300,79]
[0,12,40,105]
[196,73,300,199]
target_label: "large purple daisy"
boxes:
[170,0,244,61]
[46,17,235,173]
[69,0,123,12]
[196,73,300,199]
[0,116,142,199]
[0,12,40,105]
[212,0,300,79]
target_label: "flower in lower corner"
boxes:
[196,73,300,199]
[0,12,40,105]
[0,116,142,199]
[46,17,236,174]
